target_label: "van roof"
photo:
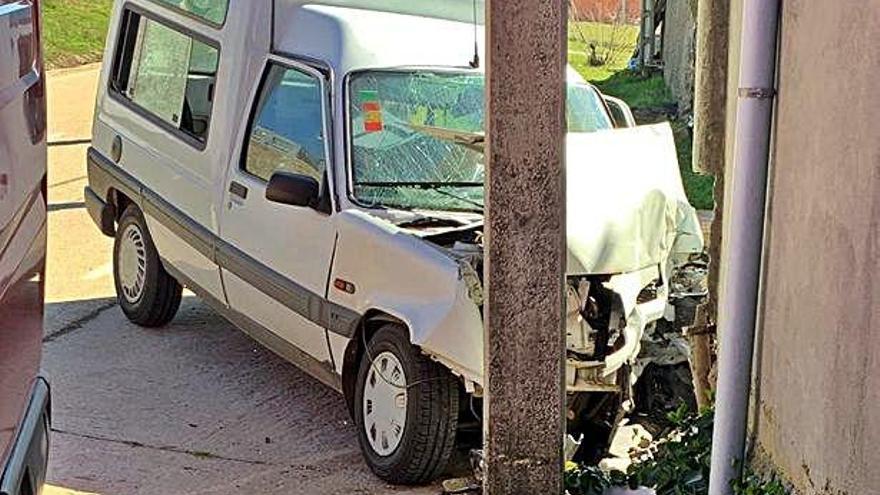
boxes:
[275,0,486,25]
[270,1,587,84]
[273,1,486,76]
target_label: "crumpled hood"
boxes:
[566,123,704,275]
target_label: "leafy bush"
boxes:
[626,405,714,494]
[565,407,788,495]
[732,473,788,495]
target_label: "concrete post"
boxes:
[690,0,731,410]
[483,1,568,494]
[693,0,730,177]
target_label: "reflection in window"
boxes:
[111,10,219,143]
[153,0,229,25]
[244,65,326,182]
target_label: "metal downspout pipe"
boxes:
[708,1,781,494]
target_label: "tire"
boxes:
[113,204,182,327]
[355,324,459,485]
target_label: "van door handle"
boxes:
[229,181,249,200]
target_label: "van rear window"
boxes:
[152,0,228,26]
[110,9,219,146]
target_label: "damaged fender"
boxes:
[328,209,485,385]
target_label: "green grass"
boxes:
[43,0,114,69]
[670,121,716,210]
[592,71,674,111]
[568,22,639,82]
[569,21,716,210]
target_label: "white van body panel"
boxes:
[328,210,485,383]
[565,125,704,275]
[91,0,273,302]
[216,52,343,364]
[223,272,332,360]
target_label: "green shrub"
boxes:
[565,407,789,495]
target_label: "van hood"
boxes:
[397,123,704,275]
[565,124,703,275]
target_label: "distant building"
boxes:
[570,0,641,23]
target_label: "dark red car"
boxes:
[0,1,49,494]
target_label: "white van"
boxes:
[85,0,703,484]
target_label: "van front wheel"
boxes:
[113,205,182,327]
[355,324,459,485]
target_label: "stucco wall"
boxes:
[749,1,880,493]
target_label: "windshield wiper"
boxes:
[429,187,485,212]
[356,181,483,189]
[356,181,485,212]
[407,124,486,153]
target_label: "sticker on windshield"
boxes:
[360,91,384,133]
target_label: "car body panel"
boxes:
[328,209,485,383]
[0,0,49,493]
[566,124,704,276]
[218,56,340,361]
[89,0,275,302]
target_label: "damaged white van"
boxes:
[85,0,703,484]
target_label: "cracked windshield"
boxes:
[350,71,613,212]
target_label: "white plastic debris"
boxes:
[604,487,656,495]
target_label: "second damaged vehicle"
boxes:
[85,0,704,484]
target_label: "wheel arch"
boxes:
[341,309,408,417]
[108,187,133,221]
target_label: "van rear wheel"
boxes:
[113,205,182,327]
[354,324,459,485]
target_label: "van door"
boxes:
[219,59,336,362]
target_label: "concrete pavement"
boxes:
[43,65,439,495]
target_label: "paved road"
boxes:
[43,65,440,495]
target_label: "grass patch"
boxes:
[43,0,114,69]
[671,121,716,210]
[568,21,639,82]
[569,21,715,210]
[593,71,674,111]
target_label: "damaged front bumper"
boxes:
[566,266,668,393]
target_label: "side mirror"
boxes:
[266,171,320,208]
[603,96,637,128]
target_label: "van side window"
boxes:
[243,65,327,183]
[110,10,219,145]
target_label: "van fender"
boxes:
[329,210,484,387]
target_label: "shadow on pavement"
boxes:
[42,296,441,494]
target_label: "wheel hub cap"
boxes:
[118,224,147,304]
[363,351,408,457]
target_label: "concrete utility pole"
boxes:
[690,0,731,410]
[483,0,568,494]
